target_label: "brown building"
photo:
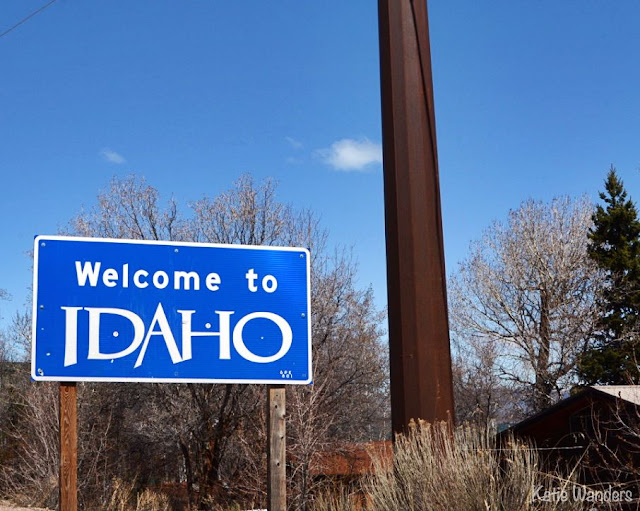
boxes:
[309,441,392,484]
[503,386,640,492]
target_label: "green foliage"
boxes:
[579,167,640,384]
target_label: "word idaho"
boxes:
[61,303,293,369]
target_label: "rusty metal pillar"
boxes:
[378,0,455,434]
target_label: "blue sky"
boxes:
[1,0,640,329]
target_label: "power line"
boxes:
[0,0,59,40]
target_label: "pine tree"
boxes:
[579,167,640,384]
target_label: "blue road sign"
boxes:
[32,236,312,384]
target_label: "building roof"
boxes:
[592,385,640,405]
[502,385,640,441]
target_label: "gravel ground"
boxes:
[0,501,51,511]
[0,503,264,511]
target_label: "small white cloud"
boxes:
[316,138,382,171]
[100,148,126,165]
[286,156,302,165]
[285,136,304,150]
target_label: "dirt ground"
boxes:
[0,501,51,511]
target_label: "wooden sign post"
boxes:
[59,382,78,511]
[267,385,286,511]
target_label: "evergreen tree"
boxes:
[579,167,640,384]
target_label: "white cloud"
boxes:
[316,138,382,171]
[100,148,126,164]
[285,136,303,150]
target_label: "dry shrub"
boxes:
[0,380,60,509]
[106,478,137,511]
[311,422,591,511]
[310,486,361,511]
[135,487,171,511]
[365,421,583,511]
[106,478,171,511]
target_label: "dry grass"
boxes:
[134,488,171,511]
[3,423,623,511]
[106,479,171,511]
[365,421,583,511]
[0,500,52,511]
[313,421,588,511]
[310,487,361,511]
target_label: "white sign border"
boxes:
[31,235,313,385]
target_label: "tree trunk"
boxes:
[179,440,195,511]
[535,289,553,411]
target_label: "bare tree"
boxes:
[452,336,520,428]
[0,288,9,324]
[0,289,12,363]
[449,196,603,416]
[0,331,8,368]
[5,311,31,362]
[0,379,59,508]
[52,173,388,509]
[0,375,120,509]
[287,382,337,511]
[67,174,187,242]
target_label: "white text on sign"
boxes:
[61,304,293,368]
